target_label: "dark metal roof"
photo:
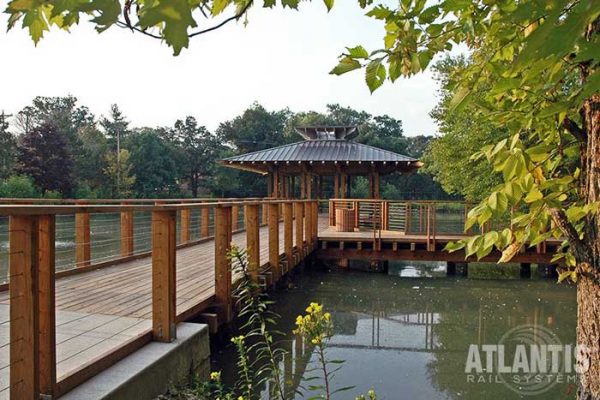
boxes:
[222,140,417,163]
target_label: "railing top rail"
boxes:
[0,198,318,216]
[328,198,474,204]
[0,197,267,205]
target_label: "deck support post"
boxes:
[268,203,280,283]
[75,202,91,267]
[180,209,191,243]
[283,202,294,270]
[151,210,177,342]
[215,206,233,323]
[520,263,532,279]
[295,202,304,258]
[447,261,456,276]
[9,214,57,399]
[245,204,260,283]
[120,202,134,257]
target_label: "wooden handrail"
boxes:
[2,197,318,399]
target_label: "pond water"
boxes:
[211,263,577,400]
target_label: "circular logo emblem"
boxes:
[497,324,564,396]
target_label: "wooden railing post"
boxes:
[120,202,134,257]
[215,206,233,323]
[426,204,432,251]
[244,204,260,283]
[432,203,437,250]
[201,204,210,238]
[152,209,177,342]
[180,208,191,243]
[262,202,268,225]
[38,215,56,397]
[312,201,318,244]
[9,214,56,399]
[305,201,313,250]
[232,204,239,231]
[329,200,336,227]
[268,203,280,282]
[283,202,293,270]
[295,202,304,256]
[405,202,412,234]
[75,202,90,267]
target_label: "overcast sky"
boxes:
[0,2,442,136]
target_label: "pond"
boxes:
[211,263,577,400]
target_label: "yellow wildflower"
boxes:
[210,371,221,381]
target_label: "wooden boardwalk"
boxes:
[0,216,328,398]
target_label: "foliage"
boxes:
[168,246,374,400]
[422,56,505,202]
[293,302,355,399]
[15,122,74,196]
[126,129,181,198]
[0,112,16,180]
[100,104,129,151]
[168,116,225,197]
[0,175,39,198]
[5,0,338,55]
[331,0,600,280]
[104,149,136,198]
[76,125,110,196]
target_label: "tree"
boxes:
[126,129,180,198]
[330,2,600,397]
[100,104,129,152]
[76,125,110,196]
[0,175,39,198]
[15,122,74,196]
[104,149,135,198]
[216,103,294,197]
[422,57,505,201]
[8,0,600,396]
[0,111,16,180]
[170,116,224,197]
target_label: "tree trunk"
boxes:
[576,93,600,400]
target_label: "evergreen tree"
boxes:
[100,104,129,152]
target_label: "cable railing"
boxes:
[0,197,320,399]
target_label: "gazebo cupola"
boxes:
[219,126,421,199]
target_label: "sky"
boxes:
[0,2,443,136]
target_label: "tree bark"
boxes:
[575,93,600,400]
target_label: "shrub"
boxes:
[0,175,39,198]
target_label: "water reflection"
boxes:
[212,264,577,400]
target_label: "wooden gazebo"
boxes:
[219,126,421,199]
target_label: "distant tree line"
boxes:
[0,97,454,200]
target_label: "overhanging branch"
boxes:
[562,117,587,142]
[549,207,591,263]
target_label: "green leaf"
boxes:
[323,0,334,12]
[449,86,472,112]
[365,58,386,93]
[140,0,197,55]
[212,0,230,15]
[346,45,368,59]
[444,240,465,252]
[330,57,361,75]
[524,186,543,203]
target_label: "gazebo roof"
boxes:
[220,139,421,175]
